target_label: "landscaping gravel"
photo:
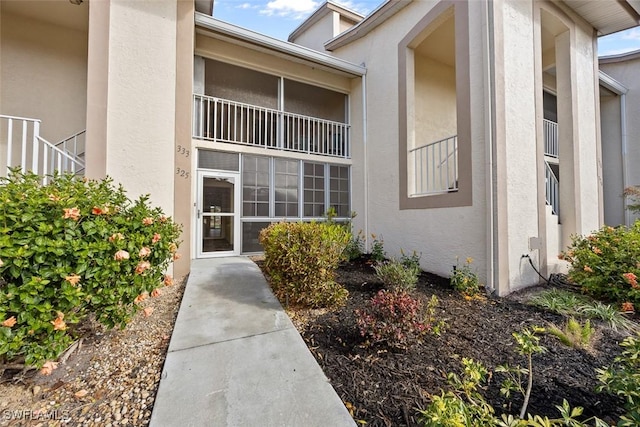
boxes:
[0,276,186,427]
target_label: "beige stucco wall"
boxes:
[0,9,87,143]
[290,12,335,52]
[86,0,178,217]
[600,54,640,226]
[331,0,489,284]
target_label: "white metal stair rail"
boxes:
[545,161,559,216]
[1,114,85,181]
[410,135,458,196]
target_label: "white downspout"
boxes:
[484,0,497,293]
[362,71,370,250]
[621,93,630,226]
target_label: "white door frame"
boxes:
[196,170,241,258]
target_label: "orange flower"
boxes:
[592,247,602,255]
[139,247,151,258]
[92,206,104,215]
[583,266,593,273]
[135,261,151,275]
[65,274,81,287]
[108,233,124,243]
[143,307,154,317]
[557,253,565,261]
[40,361,58,376]
[151,288,162,298]
[168,243,178,253]
[159,216,168,223]
[164,275,174,286]
[63,207,80,221]
[142,217,154,226]
[623,272,638,288]
[114,250,130,261]
[134,292,148,304]
[173,253,182,261]
[152,233,161,244]
[2,316,17,328]
[51,312,66,331]
[48,194,60,202]
[621,302,635,313]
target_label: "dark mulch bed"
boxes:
[279,258,636,427]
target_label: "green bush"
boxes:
[259,221,350,308]
[369,234,385,262]
[450,257,482,296]
[374,258,420,292]
[0,171,181,368]
[561,223,640,306]
[597,333,640,426]
[344,230,365,261]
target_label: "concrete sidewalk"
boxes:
[150,257,356,427]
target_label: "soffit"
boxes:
[1,0,88,32]
[563,0,640,35]
[413,17,455,68]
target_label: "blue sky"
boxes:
[212,0,640,56]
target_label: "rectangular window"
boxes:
[242,155,270,217]
[303,162,325,217]
[330,165,350,217]
[198,150,239,171]
[274,159,299,217]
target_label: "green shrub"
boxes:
[344,230,365,261]
[0,171,181,368]
[259,221,350,308]
[547,317,594,349]
[450,257,482,296]
[374,258,420,292]
[597,333,640,426]
[369,234,385,262]
[355,290,440,349]
[561,223,640,305]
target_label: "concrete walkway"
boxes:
[150,257,356,427]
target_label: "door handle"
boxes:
[197,209,201,219]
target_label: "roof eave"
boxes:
[195,13,366,77]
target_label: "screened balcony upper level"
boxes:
[193,58,350,159]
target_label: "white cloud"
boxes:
[332,1,375,16]
[237,3,253,9]
[260,0,319,19]
[621,28,640,42]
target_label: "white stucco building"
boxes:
[1,0,639,294]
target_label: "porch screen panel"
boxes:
[198,150,239,171]
[243,155,270,217]
[274,159,299,217]
[330,165,350,217]
[303,162,325,217]
[242,222,272,253]
[283,79,347,123]
[205,59,278,109]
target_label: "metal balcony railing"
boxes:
[410,135,458,196]
[1,114,85,181]
[545,161,559,216]
[543,119,558,158]
[192,94,350,159]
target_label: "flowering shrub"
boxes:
[259,221,350,308]
[356,290,440,349]
[560,223,640,306]
[450,258,482,296]
[0,171,181,368]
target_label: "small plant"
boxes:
[369,234,386,263]
[561,223,640,306]
[529,289,590,315]
[579,302,640,333]
[623,186,640,214]
[344,230,365,261]
[355,290,439,349]
[597,333,640,426]
[450,257,482,296]
[400,249,421,271]
[374,258,420,292]
[547,317,594,349]
[259,221,350,308]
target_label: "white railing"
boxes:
[1,114,85,180]
[410,135,458,196]
[193,94,350,158]
[55,130,86,164]
[543,119,558,158]
[545,161,559,215]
